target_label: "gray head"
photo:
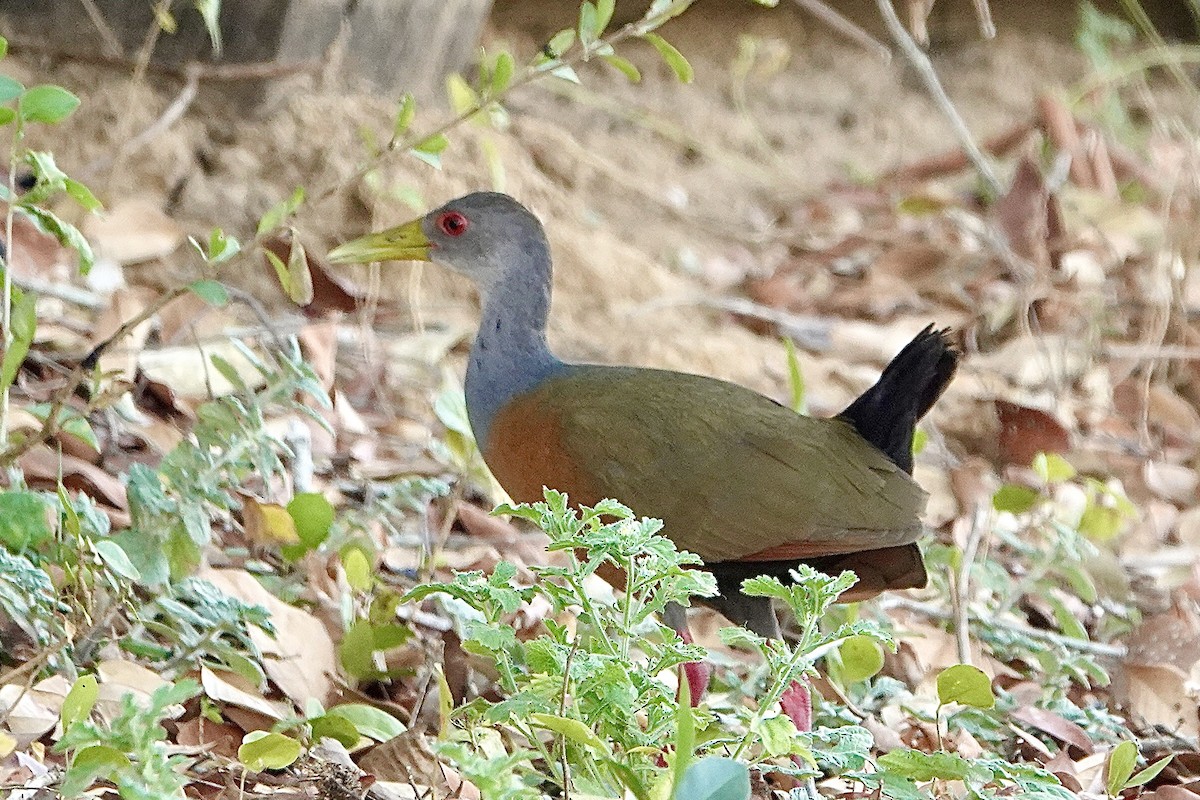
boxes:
[327,191,551,293]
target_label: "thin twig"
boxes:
[873,0,1002,197]
[6,38,322,82]
[81,65,201,178]
[879,596,1129,658]
[12,274,104,310]
[952,505,988,665]
[77,0,124,57]
[0,284,191,469]
[792,0,891,61]
[971,0,997,39]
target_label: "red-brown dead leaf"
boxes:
[263,233,361,316]
[991,156,1051,271]
[176,716,243,760]
[1,206,69,280]
[18,445,128,513]
[1144,787,1200,800]
[994,400,1071,467]
[1011,705,1095,754]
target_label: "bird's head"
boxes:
[328,192,548,290]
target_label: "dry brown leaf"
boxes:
[1145,461,1199,505]
[1010,705,1095,754]
[298,321,339,391]
[200,666,289,720]
[1123,663,1200,738]
[200,567,339,707]
[990,156,1051,270]
[92,286,158,382]
[175,716,243,760]
[1144,787,1200,800]
[82,198,184,265]
[139,341,265,399]
[359,728,479,799]
[2,208,69,280]
[994,400,1071,467]
[155,291,235,346]
[263,233,362,316]
[0,684,59,744]
[18,445,128,512]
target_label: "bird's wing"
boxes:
[529,366,927,563]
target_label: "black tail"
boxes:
[838,325,958,474]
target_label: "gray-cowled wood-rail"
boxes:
[329,191,958,728]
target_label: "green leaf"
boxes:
[546,28,576,58]
[491,51,515,95]
[193,0,223,55]
[0,289,35,391]
[63,178,102,212]
[601,54,642,82]
[992,483,1040,514]
[1033,452,1076,483]
[1126,754,1172,789]
[10,285,35,341]
[326,703,406,742]
[0,107,14,126]
[93,540,142,581]
[256,187,305,235]
[410,133,450,169]
[342,547,372,591]
[286,492,335,550]
[578,1,600,45]
[61,674,99,733]
[673,757,751,800]
[188,279,230,307]
[530,712,607,752]
[338,619,413,680]
[839,635,884,683]
[238,731,302,772]
[1106,740,1137,796]
[19,85,80,124]
[0,36,8,60]
[673,669,696,789]
[783,336,806,413]
[309,712,361,747]
[393,93,416,138]
[60,745,130,797]
[877,748,971,781]
[936,664,995,709]
[644,33,693,82]
[446,73,479,116]
[20,205,94,273]
[0,76,23,104]
[596,0,615,30]
[550,64,581,84]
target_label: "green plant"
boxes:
[56,678,201,799]
[112,340,329,586]
[406,490,720,798]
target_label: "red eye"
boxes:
[438,211,469,237]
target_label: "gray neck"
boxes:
[464,249,563,448]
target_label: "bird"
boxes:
[328,191,958,729]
